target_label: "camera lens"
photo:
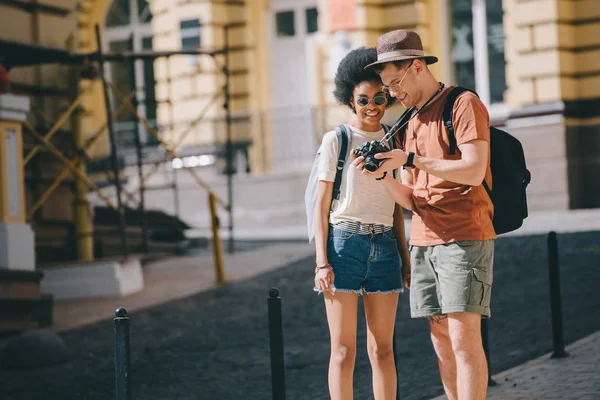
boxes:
[364,158,380,172]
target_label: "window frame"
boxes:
[275,9,296,38]
[104,0,156,150]
[442,0,509,120]
[305,7,318,35]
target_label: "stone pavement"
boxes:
[51,240,314,332]
[431,331,600,400]
[1,230,599,400]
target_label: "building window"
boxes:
[306,7,318,34]
[105,0,157,151]
[137,0,152,23]
[109,38,137,149]
[276,10,295,37]
[106,0,131,27]
[180,19,202,48]
[450,0,507,105]
[180,19,202,66]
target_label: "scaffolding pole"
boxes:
[129,52,149,254]
[223,24,234,254]
[95,24,128,257]
[68,35,94,261]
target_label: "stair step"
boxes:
[0,295,53,334]
[0,270,43,299]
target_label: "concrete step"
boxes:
[0,295,53,334]
[0,269,43,299]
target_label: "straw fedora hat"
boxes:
[365,29,438,71]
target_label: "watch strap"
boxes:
[403,151,415,169]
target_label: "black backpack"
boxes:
[397,87,531,235]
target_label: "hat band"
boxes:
[377,49,424,60]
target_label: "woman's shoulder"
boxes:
[319,129,340,150]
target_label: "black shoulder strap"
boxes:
[383,124,398,179]
[482,180,492,197]
[395,107,414,151]
[383,124,393,150]
[442,87,478,155]
[332,124,350,200]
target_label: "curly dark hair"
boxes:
[333,47,396,112]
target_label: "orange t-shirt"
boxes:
[399,86,496,246]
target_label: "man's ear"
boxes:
[413,59,425,73]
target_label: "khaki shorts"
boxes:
[409,240,494,319]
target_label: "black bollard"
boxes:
[267,288,286,400]
[547,232,568,358]
[481,319,496,386]
[114,307,132,400]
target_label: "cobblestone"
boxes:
[0,231,599,400]
[431,331,600,400]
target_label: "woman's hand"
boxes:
[315,266,335,291]
[402,262,411,289]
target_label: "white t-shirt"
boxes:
[317,125,397,227]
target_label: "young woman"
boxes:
[313,47,411,400]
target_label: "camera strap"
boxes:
[380,82,446,148]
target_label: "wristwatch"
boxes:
[403,151,415,169]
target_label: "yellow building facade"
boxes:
[315,0,600,211]
[0,0,599,265]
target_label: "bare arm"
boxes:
[378,169,414,211]
[374,139,488,187]
[413,139,488,186]
[314,180,333,266]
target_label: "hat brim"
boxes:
[364,54,438,71]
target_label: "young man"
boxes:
[354,30,496,400]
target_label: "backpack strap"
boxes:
[443,87,492,191]
[394,107,414,151]
[332,124,351,200]
[442,87,478,155]
[383,124,398,179]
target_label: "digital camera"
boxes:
[353,140,390,172]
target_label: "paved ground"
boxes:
[1,231,599,399]
[432,330,600,400]
[51,240,314,332]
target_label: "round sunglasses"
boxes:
[356,95,387,107]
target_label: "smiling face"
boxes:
[379,60,422,109]
[350,80,388,131]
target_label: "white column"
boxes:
[472,0,491,106]
[0,94,35,271]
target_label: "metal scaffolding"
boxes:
[1,22,238,271]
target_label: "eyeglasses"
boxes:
[356,95,387,107]
[381,60,414,95]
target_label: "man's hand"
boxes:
[351,155,388,179]
[374,149,408,171]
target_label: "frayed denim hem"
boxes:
[363,287,404,295]
[313,286,403,296]
[313,285,362,296]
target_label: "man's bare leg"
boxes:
[429,315,457,400]
[448,312,487,400]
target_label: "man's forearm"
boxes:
[413,156,483,187]
[380,175,413,211]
